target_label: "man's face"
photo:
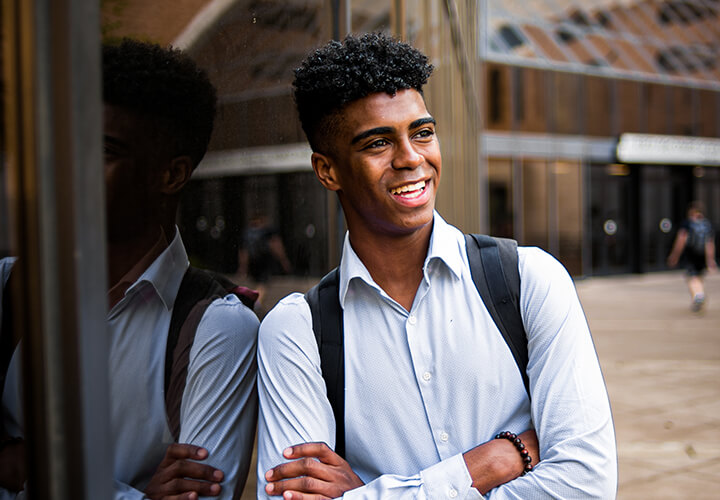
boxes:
[322,89,442,238]
[103,104,165,243]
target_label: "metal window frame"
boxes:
[1,0,111,498]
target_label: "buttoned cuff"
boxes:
[420,453,482,499]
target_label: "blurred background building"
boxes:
[98,0,720,281]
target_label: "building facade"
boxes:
[102,0,720,279]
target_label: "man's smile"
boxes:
[389,180,427,199]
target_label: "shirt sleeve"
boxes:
[483,248,617,499]
[256,294,482,500]
[112,480,146,499]
[180,295,259,499]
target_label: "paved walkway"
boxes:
[576,271,720,499]
[241,271,720,499]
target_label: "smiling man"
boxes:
[256,33,617,499]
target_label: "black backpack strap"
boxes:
[465,234,530,396]
[165,267,228,440]
[305,268,345,458]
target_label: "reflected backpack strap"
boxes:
[465,234,530,396]
[305,268,345,458]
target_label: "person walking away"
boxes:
[668,201,717,311]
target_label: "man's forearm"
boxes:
[463,430,537,494]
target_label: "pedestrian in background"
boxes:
[668,201,717,311]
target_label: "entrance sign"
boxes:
[616,134,720,166]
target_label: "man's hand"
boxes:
[264,442,364,499]
[464,429,540,494]
[0,438,26,491]
[144,443,224,500]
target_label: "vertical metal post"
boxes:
[1,0,112,498]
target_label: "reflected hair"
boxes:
[293,32,434,153]
[102,38,217,168]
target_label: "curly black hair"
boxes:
[293,33,434,153]
[102,39,217,168]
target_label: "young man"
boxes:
[0,40,259,499]
[667,201,717,311]
[257,33,617,499]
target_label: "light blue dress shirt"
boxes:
[257,213,617,499]
[1,231,259,500]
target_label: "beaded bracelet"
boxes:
[494,431,533,475]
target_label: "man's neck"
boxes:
[107,226,165,290]
[348,223,433,312]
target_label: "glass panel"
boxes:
[584,75,612,136]
[488,158,514,238]
[670,86,695,136]
[554,161,583,275]
[521,158,548,249]
[697,89,718,137]
[551,71,580,134]
[485,63,512,130]
[617,79,643,133]
[517,67,547,133]
[98,2,336,499]
[693,167,720,238]
[645,83,669,134]
[642,165,687,272]
[351,0,391,33]
[589,163,633,274]
[101,0,335,288]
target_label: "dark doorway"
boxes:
[590,163,636,275]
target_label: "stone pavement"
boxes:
[240,271,720,499]
[576,271,720,500]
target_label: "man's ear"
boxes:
[160,156,193,195]
[311,152,342,192]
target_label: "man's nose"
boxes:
[391,139,423,170]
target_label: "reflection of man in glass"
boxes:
[0,39,258,499]
[667,201,717,311]
[257,33,616,499]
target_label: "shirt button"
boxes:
[408,315,417,325]
[422,371,432,381]
[448,488,458,498]
[440,431,449,442]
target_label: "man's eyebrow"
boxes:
[351,126,394,145]
[349,117,436,145]
[410,117,436,129]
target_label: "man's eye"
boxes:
[415,129,434,139]
[367,139,389,149]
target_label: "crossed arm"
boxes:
[263,431,539,499]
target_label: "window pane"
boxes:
[521,158,548,249]
[554,161,583,275]
[488,158,514,238]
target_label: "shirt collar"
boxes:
[111,227,189,312]
[338,211,464,308]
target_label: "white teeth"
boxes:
[390,181,426,195]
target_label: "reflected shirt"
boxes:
[257,213,617,499]
[2,231,259,500]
